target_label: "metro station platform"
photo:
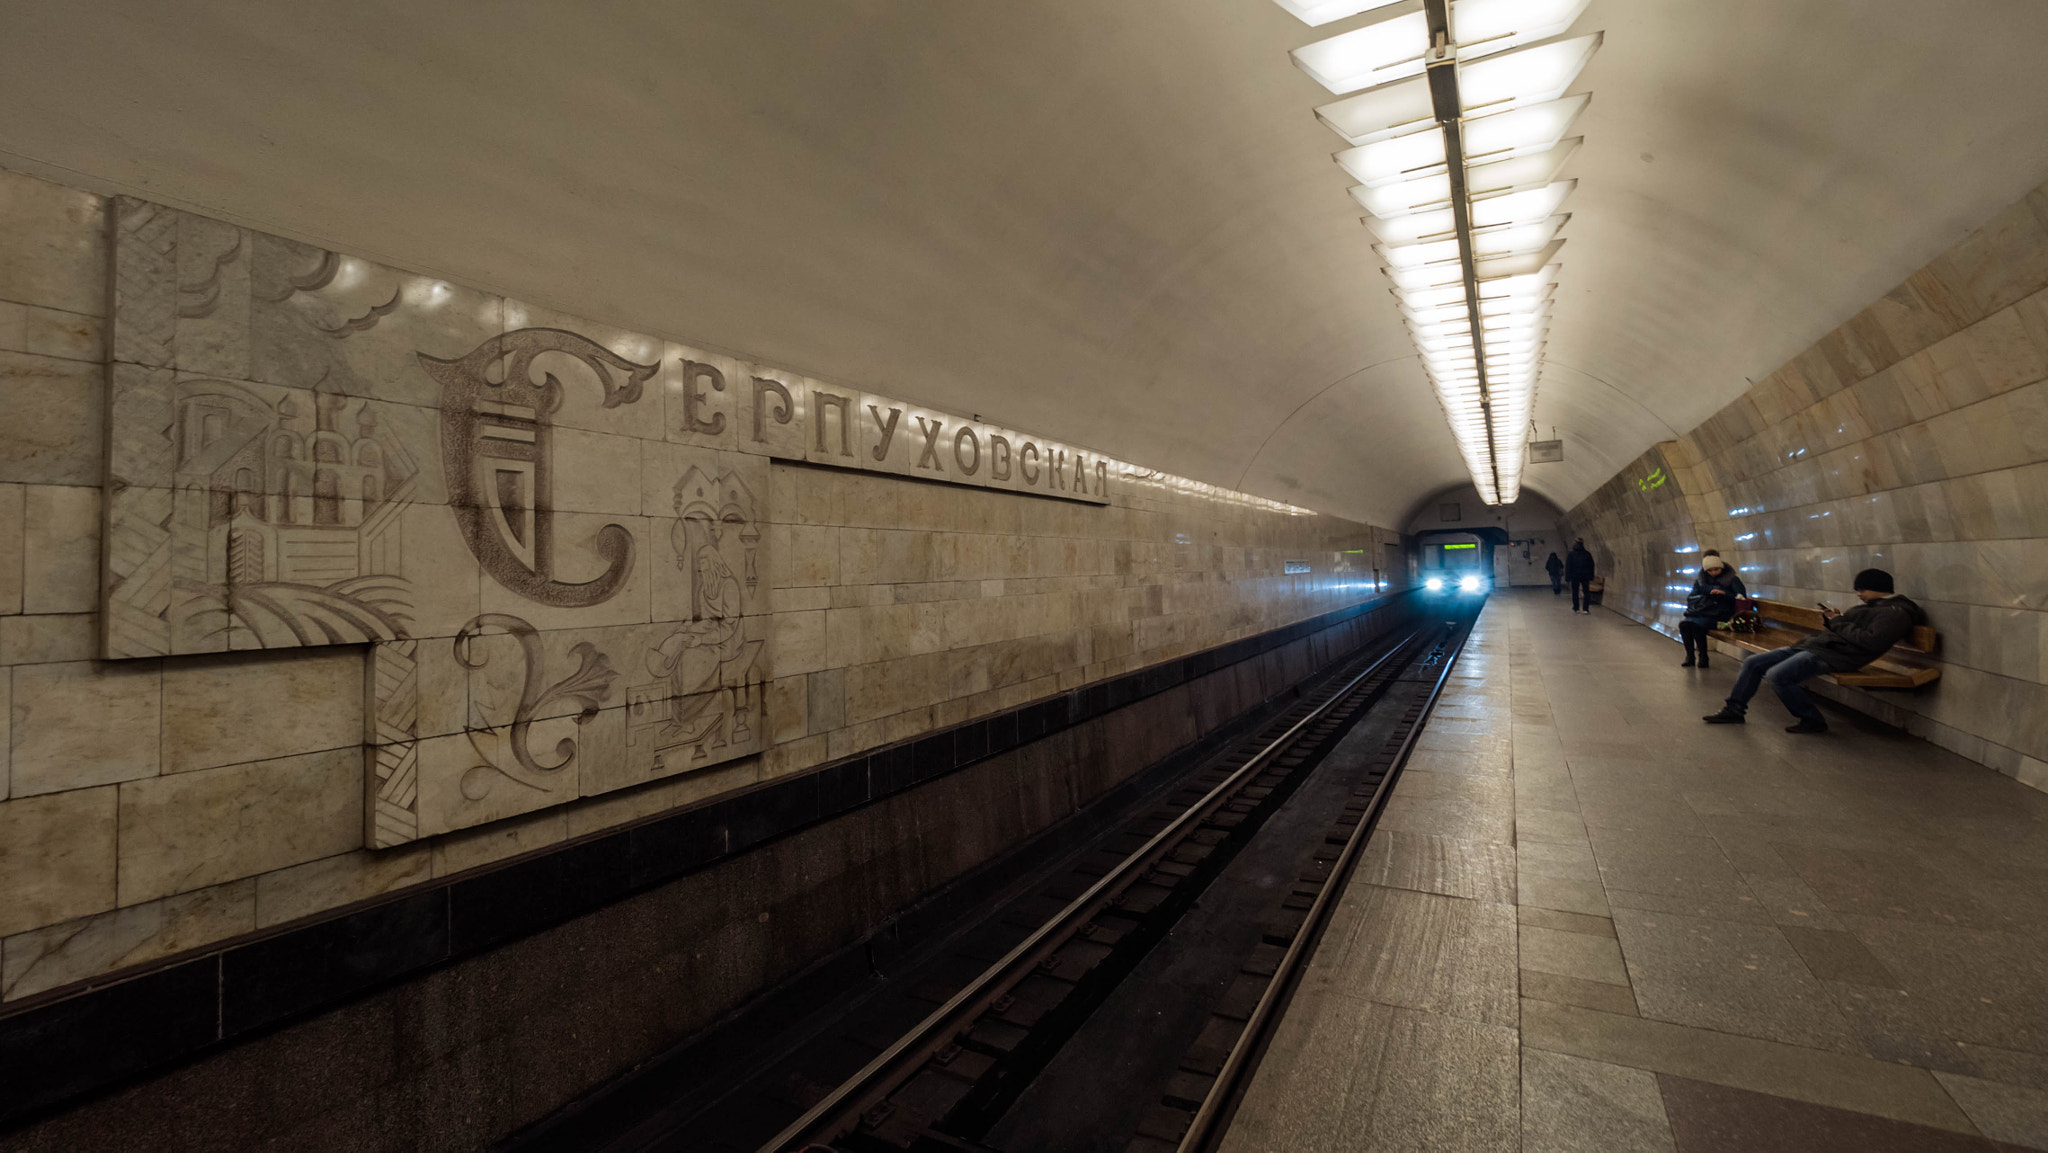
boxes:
[1222,589,2048,1152]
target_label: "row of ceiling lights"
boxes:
[1273,0,1603,504]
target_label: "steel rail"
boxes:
[1176,616,1475,1153]
[759,627,1427,1153]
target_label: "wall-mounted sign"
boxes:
[1283,560,1312,574]
[1529,439,1564,463]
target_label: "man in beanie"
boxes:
[1704,568,1926,733]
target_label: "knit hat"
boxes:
[1702,555,1726,572]
[1852,568,1894,593]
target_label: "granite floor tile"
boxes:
[1740,873,1847,930]
[1611,907,1863,1052]
[1520,840,1603,882]
[1588,827,1754,903]
[1604,887,1775,926]
[1518,807,1592,845]
[1374,793,1515,845]
[1522,969,1641,1016]
[1219,997,1519,1153]
[1522,924,1632,986]
[1777,844,2010,930]
[1309,884,1518,1028]
[1522,1049,1676,1153]
[1656,1075,2001,1152]
[1352,830,1516,903]
[1933,1072,2048,1151]
[1521,999,1977,1133]
[1778,926,1898,987]
[1520,873,1613,917]
[1838,915,2048,1054]
[1518,906,1617,939]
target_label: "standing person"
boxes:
[1703,568,1926,734]
[1544,551,1564,596]
[1678,550,1745,668]
[1564,540,1596,614]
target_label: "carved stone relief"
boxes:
[102,194,1110,847]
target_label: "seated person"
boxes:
[1703,568,1926,734]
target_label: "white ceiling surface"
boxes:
[3,2,2047,528]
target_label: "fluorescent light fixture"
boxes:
[1362,207,1457,244]
[1301,0,1601,506]
[1272,0,1411,28]
[1471,181,1575,227]
[1470,215,1567,258]
[1317,76,1436,146]
[1334,128,1448,187]
[1451,0,1595,59]
[1461,95,1589,161]
[1467,139,1582,196]
[1348,171,1452,216]
[1457,34,1603,115]
[1290,10,1430,95]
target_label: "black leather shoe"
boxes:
[1703,710,1744,724]
[1698,659,1710,670]
[1680,658,1696,668]
[1785,718,1829,734]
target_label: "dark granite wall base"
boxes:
[0,594,1414,1152]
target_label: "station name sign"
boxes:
[732,371,1112,505]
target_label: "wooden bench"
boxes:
[1718,598,1940,689]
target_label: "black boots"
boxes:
[1703,709,1744,724]
[1786,717,1829,734]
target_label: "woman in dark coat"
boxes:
[1544,551,1564,595]
[1680,551,1746,668]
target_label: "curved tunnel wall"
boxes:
[1561,175,2048,792]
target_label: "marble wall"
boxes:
[0,166,1402,1003]
[1561,175,2048,794]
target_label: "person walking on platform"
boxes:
[1564,540,1596,614]
[1679,550,1744,668]
[1703,568,1926,734]
[1545,550,1565,596]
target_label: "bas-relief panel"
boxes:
[100,195,1117,847]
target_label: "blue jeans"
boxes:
[1724,648,1830,721]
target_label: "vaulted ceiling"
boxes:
[4,0,2046,526]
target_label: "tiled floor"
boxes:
[1221,590,2048,1152]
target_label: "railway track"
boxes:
[760,614,1474,1153]
[504,605,1476,1153]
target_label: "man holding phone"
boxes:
[1703,568,1926,733]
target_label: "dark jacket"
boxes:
[1791,595,1927,672]
[1544,553,1564,576]
[1682,567,1746,626]
[1564,547,1595,582]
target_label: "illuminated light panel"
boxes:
[1272,0,1410,29]
[1311,0,1601,505]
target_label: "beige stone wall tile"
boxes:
[0,170,105,317]
[0,613,95,666]
[0,350,103,487]
[0,483,19,616]
[161,648,363,774]
[778,584,829,613]
[2,879,253,1001]
[766,674,807,745]
[771,609,826,677]
[10,660,161,796]
[0,786,116,936]
[563,778,682,839]
[763,733,827,779]
[788,524,838,586]
[117,746,362,905]
[430,808,569,878]
[254,846,432,929]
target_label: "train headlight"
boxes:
[1459,575,1482,593]
[1425,577,1444,592]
